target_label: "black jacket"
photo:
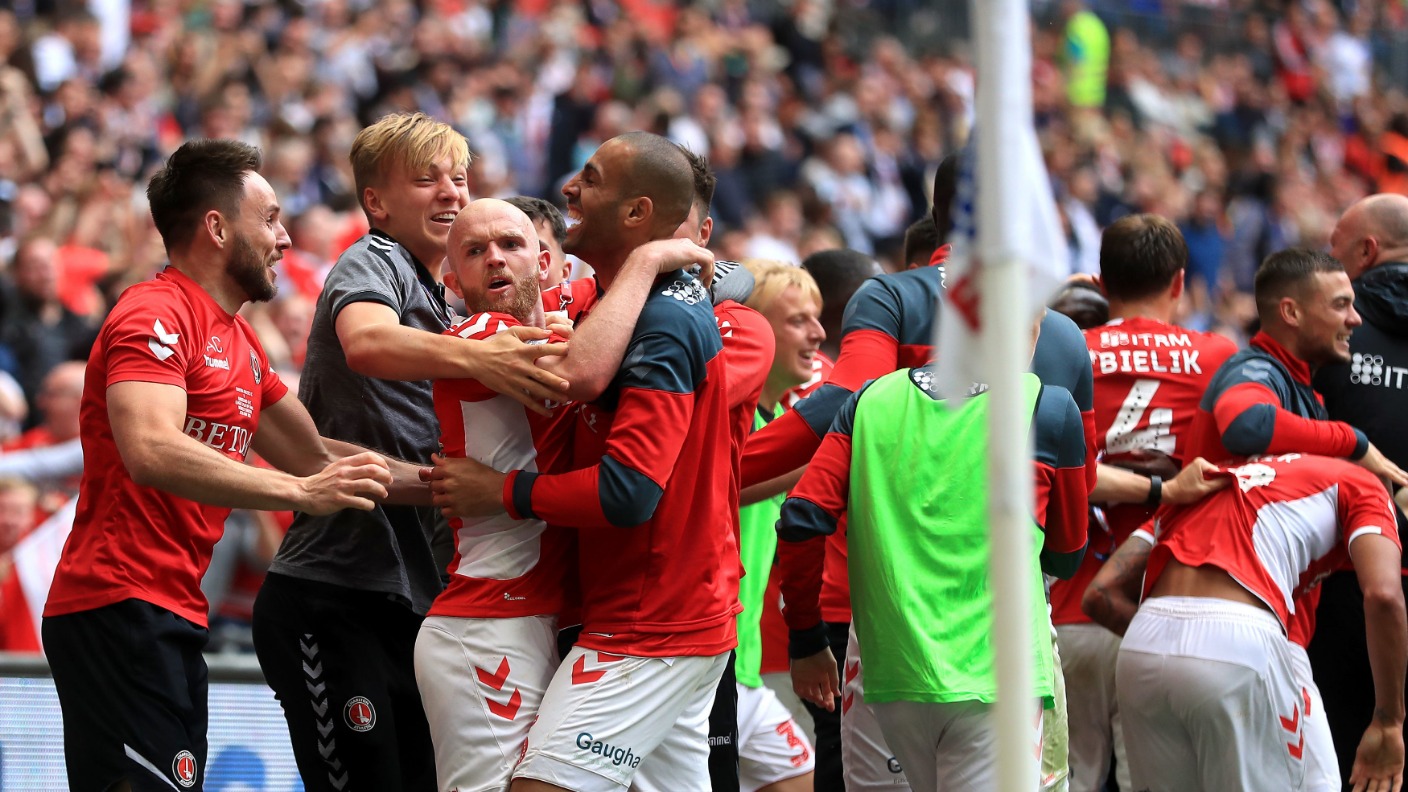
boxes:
[1314,261,1408,536]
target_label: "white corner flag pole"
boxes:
[973,0,1040,788]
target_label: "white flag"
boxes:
[934,123,1066,400]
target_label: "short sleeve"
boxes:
[102,289,193,389]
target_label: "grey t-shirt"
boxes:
[269,230,451,614]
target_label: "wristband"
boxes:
[1144,475,1163,507]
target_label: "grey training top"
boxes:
[269,230,452,614]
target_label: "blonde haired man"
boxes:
[253,113,567,792]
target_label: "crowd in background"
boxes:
[2,0,1408,647]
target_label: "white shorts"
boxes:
[840,623,910,789]
[1287,642,1339,792]
[512,646,729,792]
[413,615,558,792]
[1043,629,1070,792]
[1055,622,1128,791]
[872,698,1045,792]
[737,682,814,792]
[1117,597,1306,792]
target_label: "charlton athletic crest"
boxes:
[345,696,376,732]
[172,750,198,788]
[249,349,262,384]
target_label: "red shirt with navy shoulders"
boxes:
[1144,454,1398,634]
[45,267,287,627]
[1050,316,1236,626]
[503,271,740,657]
[428,311,575,620]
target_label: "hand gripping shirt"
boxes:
[1144,453,1399,633]
[427,312,575,619]
[45,268,288,626]
[1050,316,1236,627]
[777,368,1088,693]
[503,271,741,657]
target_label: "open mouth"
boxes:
[432,211,457,226]
[487,275,513,295]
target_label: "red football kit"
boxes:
[427,311,575,620]
[1050,317,1236,626]
[1144,454,1399,632]
[508,273,740,657]
[45,268,287,627]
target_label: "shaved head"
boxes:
[446,198,547,323]
[1331,193,1408,279]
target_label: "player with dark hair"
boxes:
[901,216,941,271]
[429,131,741,792]
[1049,213,1236,790]
[505,195,572,287]
[778,320,1089,789]
[43,139,398,792]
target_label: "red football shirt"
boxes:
[1051,317,1235,626]
[428,311,574,619]
[1144,454,1399,634]
[45,268,287,627]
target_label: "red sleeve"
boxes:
[777,431,854,631]
[786,432,853,531]
[1339,467,1403,552]
[1214,382,1361,457]
[741,408,824,487]
[827,329,900,392]
[103,296,192,389]
[777,538,826,632]
[1036,461,1089,554]
[514,386,694,529]
[716,302,774,409]
[1082,406,1097,494]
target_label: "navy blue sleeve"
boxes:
[1034,310,1094,411]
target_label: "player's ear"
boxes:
[537,247,551,282]
[205,209,227,249]
[443,270,464,300]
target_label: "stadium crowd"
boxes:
[4,0,1408,790]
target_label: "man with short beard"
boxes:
[414,201,711,792]
[42,139,400,792]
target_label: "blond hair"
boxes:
[742,259,822,314]
[350,112,472,220]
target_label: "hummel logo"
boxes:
[149,319,179,361]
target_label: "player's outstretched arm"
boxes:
[336,301,568,415]
[1081,532,1153,637]
[252,393,430,505]
[109,380,390,513]
[1350,532,1407,792]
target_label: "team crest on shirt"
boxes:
[172,750,197,787]
[344,696,376,732]
[248,349,262,384]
